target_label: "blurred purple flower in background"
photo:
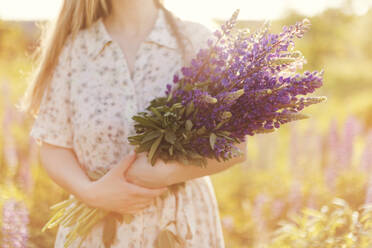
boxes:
[361,130,372,173]
[1,199,29,248]
[339,116,363,169]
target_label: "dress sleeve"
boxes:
[29,38,74,149]
[181,20,216,63]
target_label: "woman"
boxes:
[20,0,247,247]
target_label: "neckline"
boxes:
[99,8,162,81]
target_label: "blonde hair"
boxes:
[18,0,187,118]
[18,0,111,117]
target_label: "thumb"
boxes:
[112,150,137,176]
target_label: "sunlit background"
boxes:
[0,0,372,247]
[1,0,372,21]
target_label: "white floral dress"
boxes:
[30,8,225,248]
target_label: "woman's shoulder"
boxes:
[174,15,215,52]
[56,32,85,67]
[59,22,101,63]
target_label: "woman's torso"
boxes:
[54,8,225,247]
[69,9,183,178]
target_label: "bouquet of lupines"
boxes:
[42,10,326,248]
[129,11,325,167]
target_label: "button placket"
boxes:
[131,43,146,113]
[132,43,151,113]
[109,42,139,138]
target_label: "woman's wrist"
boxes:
[160,160,188,186]
[125,155,175,188]
[153,159,178,186]
[74,180,99,207]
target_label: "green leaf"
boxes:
[196,126,207,135]
[127,133,146,142]
[195,81,210,88]
[136,140,153,153]
[219,130,231,136]
[217,132,234,141]
[150,107,163,120]
[185,101,194,116]
[189,151,204,160]
[170,103,183,110]
[192,108,199,119]
[220,111,232,120]
[174,143,186,154]
[132,116,160,129]
[200,158,208,168]
[169,145,174,156]
[148,97,168,108]
[165,130,177,144]
[178,155,190,165]
[209,133,217,150]
[179,107,185,116]
[148,134,163,163]
[171,123,180,133]
[215,120,227,130]
[270,57,297,66]
[151,147,161,166]
[183,83,193,91]
[185,120,193,131]
[141,131,162,144]
[191,158,207,168]
[167,91,173,102]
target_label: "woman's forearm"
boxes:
[165,140,247,185]
[39,142,92,202]
[126,140,247,188]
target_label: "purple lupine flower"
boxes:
[221,216,235,232]
[306,193,318,209]
[1,199,29,248]
[302,121,323,169]
[361,130,372,204]
[324,120,340,190]
[251,194,270,243]
[338,116,362,169]
[288,180,302,213]
[361,130,372,172]
[271,199,286,219]
[365,178,372,204]
[129,10,325,165]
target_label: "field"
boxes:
[0,7,371,248]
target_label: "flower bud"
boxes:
[271,57,296,66]
[225,89,245,102]
[202,95,218,104]
[221,111,232,120]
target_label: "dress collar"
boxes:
[88,8,179,58]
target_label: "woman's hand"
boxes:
[81,151,168,214]
[125,152,175,189]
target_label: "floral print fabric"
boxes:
[30,8,225,248]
